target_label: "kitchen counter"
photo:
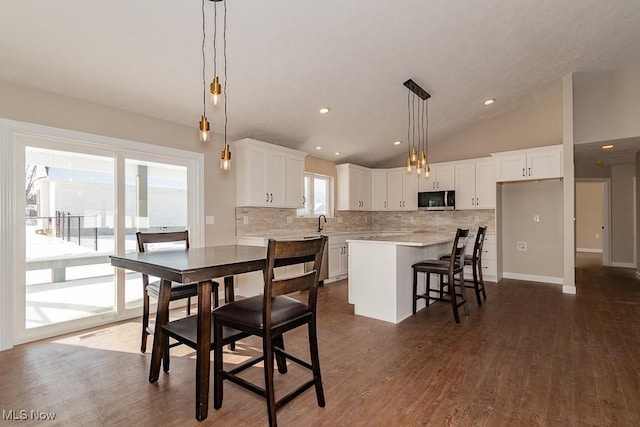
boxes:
[347,232,453,323]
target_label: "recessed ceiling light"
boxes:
[319,107,330,114]
[393,141,402,146]
[315,146,322,150]
[601,144,614,150]
[484,99,495,106]
[334,152,340,156]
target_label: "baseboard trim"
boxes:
[502,272,564,285]
[612,262,637,269]
[576,248,603,253]
[562,285,577,294]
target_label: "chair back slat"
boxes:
[136,231,189,252]
[272,271,317,297]
[448,228,470,272]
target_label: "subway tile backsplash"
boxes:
[236,207,495,237]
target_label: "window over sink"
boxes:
[297,172,333,218]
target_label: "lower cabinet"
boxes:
[327,243,348,281]
[463,233,497,282]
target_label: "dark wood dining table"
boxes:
[110,244,268,421]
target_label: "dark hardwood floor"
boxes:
[1,253,639,426]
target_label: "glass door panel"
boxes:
[25,147,115,329]
[123,159,188,310]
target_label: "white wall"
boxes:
[576,182,604,252]
[611,164,636,267]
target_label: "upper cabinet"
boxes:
[235,138,307,208]
[454,158,496,210]
[492,145,563,182]
[419,162,455,192]
[361,167,419,212]
[336,164,371,211]
[387,168,418,211]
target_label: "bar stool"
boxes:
[439,226,487,306]
[412,228,470,323]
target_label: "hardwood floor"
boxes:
[1,254,639,426]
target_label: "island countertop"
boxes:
[346,231,454,247]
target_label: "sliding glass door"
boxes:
[14,130,200,343]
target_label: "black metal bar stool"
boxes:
[412,228,470,323]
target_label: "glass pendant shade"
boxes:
[425,165,430,178]
[410,146,417,162]
[406,157,412,172]
[220,143,231,170]
[199,115,210,142]
[210,76,221,105]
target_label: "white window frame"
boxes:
[0,119,204,349]
[297,172,334,218]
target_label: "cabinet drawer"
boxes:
[481,242,496,260]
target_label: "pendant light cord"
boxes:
[223,0,228,145]
[201,0,206,116]
[213,1,217,76]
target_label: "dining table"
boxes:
[110,244,269,421]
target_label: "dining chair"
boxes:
[136,231,221,367]
[212,236,327,427]
[412,228,470,323]
[439,226,488,305]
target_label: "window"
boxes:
[297,173,333,217]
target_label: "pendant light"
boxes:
[403,79,431,176]
[219,0,231,170]
[209,0,222,105]
[198,0,210,142]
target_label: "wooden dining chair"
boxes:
[136,231,221,365]
[439,226,488,305]
[412,228,470,323]
[212,236,327,427]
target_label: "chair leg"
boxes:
[308,319,326,407]
[448,271,460,323]
[186,296,191,316]
[472,261,482,306]
[478,261,487,301]
[263,333,278,427]
[162,333,170,373]
[274,335,287,374]
[412,268,418,315]
[141,290,150,353]
[213,320,224,410]
[459,271,469,316]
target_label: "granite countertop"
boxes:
[237,230,414,239]
[345,231,454,247]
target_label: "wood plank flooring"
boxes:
[1,253,639,426]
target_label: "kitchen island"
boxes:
[347,232,453,324]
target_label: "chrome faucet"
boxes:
[317,214,327,233]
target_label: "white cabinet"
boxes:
[386,168,418,211]
[235,138,307,208]
[328,243,348,279]
[336,164,371,211]
[419,163,455,191]
[492,145,563,182]
[463,233,497,281]
[371,170,389,210]
[454,158,496,210]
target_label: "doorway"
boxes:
[575,180,611,266]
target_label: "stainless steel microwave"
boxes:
[417,190,455,211]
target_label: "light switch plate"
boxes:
[517,241,527,251]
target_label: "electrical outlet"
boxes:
[286,216,293,224]
[242,216,248,225]
[595,233,600,239]
[533,214,540,223]
[517,241,527,251]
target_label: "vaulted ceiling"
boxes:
[2,1,640,168]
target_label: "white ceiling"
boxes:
[2,0,640,168]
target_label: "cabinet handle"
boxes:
[528,167,531,176]
[522,168,525,177]
[400,201,402,208]
[471,198,475,206]
[266,193,269,202]
[436,182,439,189]
[302,195,306,205]
[432,182,435,189]
[384,201,387,208]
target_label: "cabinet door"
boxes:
[328,244,343,278]
[454,163,476,210]
[402,172,418,210]
[386,169,404,210]
[436,164,455,190]
[527,148,562,180]
[475,160,496,209]
[267,150,286,206]
[249,148,269,206]
[347,168,360,210]
[286,155,304,208]
[495,154,527,182]
[371,170,388,210]
[357,170,371,210]
[421,167,438,191]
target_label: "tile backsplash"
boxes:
[236,207,495,236]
